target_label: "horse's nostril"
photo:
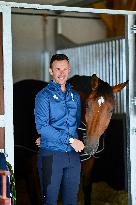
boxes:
[83,138,99,155]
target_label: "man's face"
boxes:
[49,60,70,86]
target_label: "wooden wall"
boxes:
[92,0,136,38]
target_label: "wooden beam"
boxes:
[0,128,4,149]
[112,0,124,10]
[125,0,136,10]
[92,2,115,37]
[92,1,125,37]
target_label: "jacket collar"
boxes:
[48,80,71,94]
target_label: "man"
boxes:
[34,54,84,205]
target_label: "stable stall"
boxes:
[0,1,135,204]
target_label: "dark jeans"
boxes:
[37,149,81,205]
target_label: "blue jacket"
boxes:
[34,80,81,152]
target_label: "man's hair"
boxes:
[50,54,69,68]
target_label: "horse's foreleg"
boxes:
[81,157,95,205]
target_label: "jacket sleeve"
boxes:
[34,92,69,144]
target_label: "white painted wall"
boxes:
[61,15,106,44]
[11,13,106,82]
[12,14,44,82]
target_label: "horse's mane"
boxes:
[68,75,114,102]
[68,75,92,93]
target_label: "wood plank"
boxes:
[0,128,4,149]
[125,0,136,10]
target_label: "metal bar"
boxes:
[116,39,121,113]
[12,11,101,19]
[125,14,136,205]
[0,115,5,127]
[98,43,101,78]
[86,45,90,76]
[90,45,92,76]
[109,41,112,85]
[105,42,109,83]
[80,47,84,75]
[92,44,95,75]
[3,6,14,169]
[0,1,136,15]
[112,40,116,86]
[95,43,98,76]
[75,47,79,75]
[122,39,127,112]
[102,42,106,81]
[99,43,101,78]
[118,39,123,113]
[112,40,118,112]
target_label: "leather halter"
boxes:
[78,122,105,162]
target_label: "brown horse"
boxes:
[13,74,128,205]
[69,74,128,204]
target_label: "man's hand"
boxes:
[35,137,40,147]
[70,139,85,152]
[35,137,85,152]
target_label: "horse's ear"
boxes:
[91,74,99,91]
[112,80,128,93]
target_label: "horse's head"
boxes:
[83,74,128,155]
[69,74,128,155]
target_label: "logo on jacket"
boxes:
[71,93,74,101]
[53,94,59,100]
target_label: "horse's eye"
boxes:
[109,108,114,113]
[85,101,89,109]
[86,103,91,110]
[85,104,89,109]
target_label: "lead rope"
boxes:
[14,144,38,153]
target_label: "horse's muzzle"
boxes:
[83,138,99,156]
